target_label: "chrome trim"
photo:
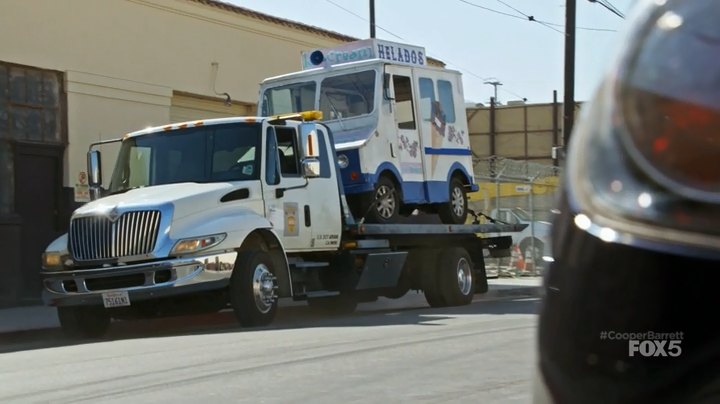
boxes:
[43,252,237,297]
[69,203,174,263]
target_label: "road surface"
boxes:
[0,295,539,403]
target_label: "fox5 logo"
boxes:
[629,340,682,357]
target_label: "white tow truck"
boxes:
[41,111,525,338]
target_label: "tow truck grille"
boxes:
[70,211,161,261]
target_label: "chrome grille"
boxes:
[70,211,161,261]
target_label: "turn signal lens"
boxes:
[170,234,226,255]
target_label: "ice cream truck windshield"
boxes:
[260,65,381,146]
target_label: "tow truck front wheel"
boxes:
[57,306,111,338]
[230,250,278,327]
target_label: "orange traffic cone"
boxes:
[509,245,524,271]
[523,247,536,274]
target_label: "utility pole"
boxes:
[563,0,576,146]
[369,0,376,38]
[484,80,502,105]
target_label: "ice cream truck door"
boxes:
[385,65,425,203]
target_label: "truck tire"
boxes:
[307,295,358,314]
[437,247,475,306]
[364,175,400,223]
[438,177,468,224]
[419,249,448,308]
[230,250,278,327]
[57,306,111,338]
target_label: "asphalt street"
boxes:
[0,295,539,403]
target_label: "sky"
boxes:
[230,0,638,105]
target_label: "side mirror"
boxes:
[302,158,321,178]
[299,123,320,159]
[87,150,103,200]
[87,150,102,186]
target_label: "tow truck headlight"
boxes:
[337,154,349,169]
[170,234,226,256]
[42,252,67,270]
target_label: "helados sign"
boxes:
[301,38,426,70]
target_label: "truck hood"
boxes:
[73,182,246,220]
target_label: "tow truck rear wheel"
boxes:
[230,250,278,327]
[57,306,111,338]
[419,249,448,308]
[437,248,475,306]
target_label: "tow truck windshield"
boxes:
[108,122,261,193]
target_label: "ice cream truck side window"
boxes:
[319,70,375,120]
[393,75,416,130]
[262,82,316,116]
[438,80,456,123]
[419,77,435,122]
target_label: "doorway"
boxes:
[14,143,64,302]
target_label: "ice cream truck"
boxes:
[258,39,478,224]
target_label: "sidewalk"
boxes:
[0,277,542,335]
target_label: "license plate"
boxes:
[102,291,130,308]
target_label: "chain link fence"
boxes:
[471,156,562,277]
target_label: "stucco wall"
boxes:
[1,0,350,188]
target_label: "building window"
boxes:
[0,63,64,144]
[0,62,65,216]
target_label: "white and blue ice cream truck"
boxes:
[259,39,478,224]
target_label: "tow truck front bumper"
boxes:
[42,252,237,307]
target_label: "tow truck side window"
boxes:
[265,126,280,185]
[276,127,300,177]
[315,128,331,179]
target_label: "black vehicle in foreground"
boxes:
[535,0,720,403]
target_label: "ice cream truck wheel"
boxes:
[363,174,401,223]
[438,176,469,224]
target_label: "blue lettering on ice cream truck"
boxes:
[259,38,477,224]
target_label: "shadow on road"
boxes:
[0,295,539,354]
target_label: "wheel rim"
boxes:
[375,184,396,219]
[451,186,465,217]
[252,264,277,314]
[456,257,473,296]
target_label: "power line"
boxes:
[494,0,564,34]
[324,0,527,102]
[324,0,405,40]
[458,0,616,33]
[588,0,625,19]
